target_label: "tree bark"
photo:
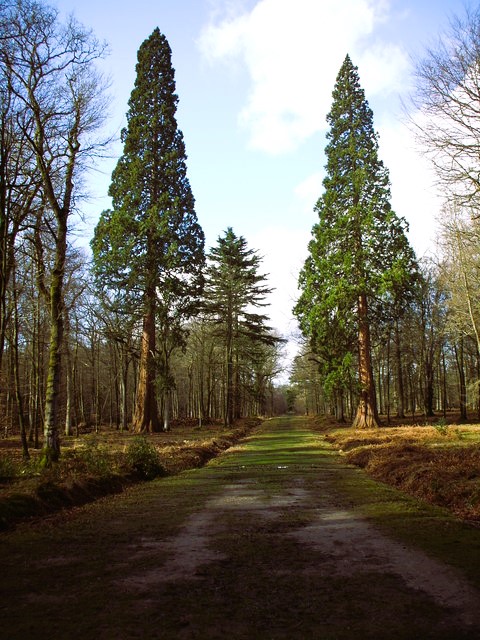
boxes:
[42,212,67,464]
[352,292,380,429]
[133,303,160,433]
[454,338,468,422]
[12,266,30,460]
[163,389,170,432]
[225,340,234,427]
[394,320,405,419]
[119,350,129,432]
[423,354,435,417]
[64,312,73,436]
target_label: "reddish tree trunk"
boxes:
[352,292,380,429]
[133,306,160,433]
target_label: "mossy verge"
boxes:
[316,419,480,523]
[0,474,132,531]
[0,419,261,531]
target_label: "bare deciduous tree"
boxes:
[411,5,480,208]
[0,0,110,463]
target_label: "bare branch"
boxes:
[409,4,480,209]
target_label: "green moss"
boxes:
[39,445,60,468]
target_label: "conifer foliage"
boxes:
[203,228,278,426]
[295,55,418,429]
[92,28,205,432]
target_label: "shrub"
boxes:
[0,456,18,481]
[125,438,166,480]
[434,419,449,437]
[63,438,114,477]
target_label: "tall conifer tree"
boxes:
[92,28,204,432]
[203,228,277,426]
[295,55,417,429]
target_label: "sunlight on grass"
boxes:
[324,422,480,521]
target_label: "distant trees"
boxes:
[92,28,205,433]
[0,47,39,380]
[411,3,480,422]
[295,55,419,429]
[437,203,480,421]
[0,12,284,454]
[291,6,480,424]
[5,2,480,453]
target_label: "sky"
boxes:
[55,0,462,372]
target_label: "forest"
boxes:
[0,5,285,467]
[1,0,480,468]
[3,5,480,636]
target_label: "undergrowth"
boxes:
[0,418,261,530]
[125,437,166,479]
[324,422,480,521]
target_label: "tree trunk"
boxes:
[225,343,233,427]
[476,348,480,421]
[163,389,170,432]
[65,367,72,436]
[133,304,160,433]
[64,314,73,436]
[394,320,405,419]
[352,292,380,429]
[234,349,241,420]
[119,350,129,432]
[29,290,42,448]
[386,334,391,424]
[336,392,345,422]
[423,353,435,417]
[225,315,234,427]
[41,213,67,465]
[442,348,447,418]
[12,267,30,460]
[454,339,467,422]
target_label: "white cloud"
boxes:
[377,120,442,258]
[294,171,323,208]
[249,225,310,337]
[199,0,409,154]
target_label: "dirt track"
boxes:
[1,416,480,639]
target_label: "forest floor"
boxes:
[1,415,480,639]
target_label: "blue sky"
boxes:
[56,0,461,364]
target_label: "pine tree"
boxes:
[92,28,204,432]
[294,55,418,429]
[203,228,278,426]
